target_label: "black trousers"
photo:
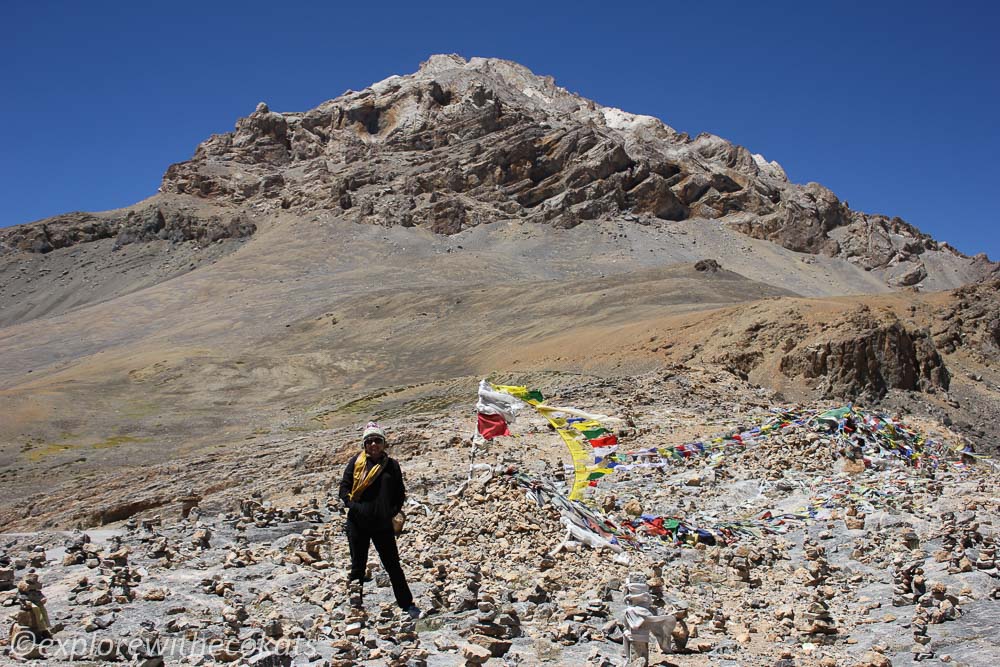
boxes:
[346,519,413,609]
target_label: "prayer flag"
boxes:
[477,412,510,439]
[588,434,618,448]
[490,381,623,500]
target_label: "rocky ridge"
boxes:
[0,200,254,255]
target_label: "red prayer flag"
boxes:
[477,412,510,439]
[588,434,618,448]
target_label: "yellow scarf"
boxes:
[348,452,383,502]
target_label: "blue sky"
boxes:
[2,1,997,260]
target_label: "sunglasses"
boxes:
[364,437,385,446]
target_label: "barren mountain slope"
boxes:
[2,213,807,499]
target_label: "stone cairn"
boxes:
[284,528,328,568]
[28,546,46,569]
[934,512,959,560]
[648,561,666,605]
[796,538,838,639]
[911,599,933,660]
[9,572,52,658]
[892,556,927,606]
[798,538,836,586]
[223,534,257,569]
[710,607,729,632]
[343,572,367,638]
[621,572,675,667]
[924,582,961,624]
[108,564,141,603]
[851,527,890,565]
[427,563,448,612]
[895,527,921,554]
[236,491,319,528]
[191,523,212,550]
[0,551,14,592]
[144,532,178,563]
[221,598,249,637]
[910,580,962,661]
[368,602,426,667]
[102,538,131,571]
[459,592,520,661]
[200,574,234,597]
[176,488,203,520]
[725,546,762,588]
[976,534,997,574]
[67,539,142,609]
[844,504,866,530]
[299,498,324,522]
[670,603,690,652]
[799,593,838,639]
[448,562,482,612]
[62,531,92,566]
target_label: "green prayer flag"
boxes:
[581,428,608,439]
[819,406,852,421]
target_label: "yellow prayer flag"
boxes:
[491,383,529,398]
[569,420,603,431]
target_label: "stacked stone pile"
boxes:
[0,552,13,592]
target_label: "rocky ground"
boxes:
[2,370,997,666]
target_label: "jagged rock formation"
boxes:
[145,54,990,286]
[0,201,254,255]
[932,278,1000,357]
[778,308,949,399]
[2,55,993,294]
[618,298,965,402]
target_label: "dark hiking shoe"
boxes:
[405,605,422,620]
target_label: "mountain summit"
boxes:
[162,54,989,288]
[3,54,994,293]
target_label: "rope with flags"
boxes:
[475,381,623,500]
[598,405,980,472]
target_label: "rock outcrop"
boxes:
[778,310,949,399]
[0,202,255,255]
[932,278,1000,357]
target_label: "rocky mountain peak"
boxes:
[155,55,992,285]
[2,55,995,292]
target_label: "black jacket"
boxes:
[338,453,406,531]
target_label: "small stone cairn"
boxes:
[621,572,675,667]
[891,555,927,606]
[9,572,53,658]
